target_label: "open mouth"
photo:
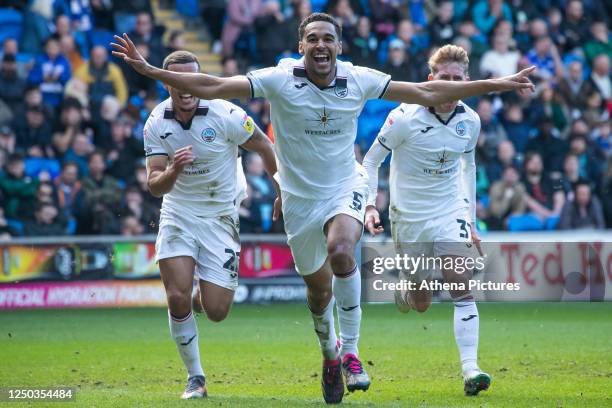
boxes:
[313,54,330,64]
[179,94,194,103]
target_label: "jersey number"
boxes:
[456,219,469,239]
[349,192,364,211]
[223,249,241,273]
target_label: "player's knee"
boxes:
[205,306,229,322]
[166,290,191,315]
[327,239,356,273]
[413,300,430,313]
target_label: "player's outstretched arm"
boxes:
[362,139,390,235]
[146,146,194,197]
[240,126,282,221]
[111,33,250,100]
[383,66,536,106]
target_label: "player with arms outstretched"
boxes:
[113,14,533,403]
[363,45,491,396]
[144,51,280,399]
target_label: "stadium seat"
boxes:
[0,8,23,45]
[6,218,24,236]
[507,214,544,231]
[311,0,327,12]
[176,0,200,18]
[88,29,115,51]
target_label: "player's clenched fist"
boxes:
[364,205,384,235]
[170,146,194,173]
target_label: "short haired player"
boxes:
[363,45,492,396]
[112,14,533,404]
[144,51,280,399]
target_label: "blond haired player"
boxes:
[113,15,532,403]
[144,51,280,399]
[363,45,491,396]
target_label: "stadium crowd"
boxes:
[0,0,610,238]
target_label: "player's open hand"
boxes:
[170,146,194,174]
[272,197,282,221]
[365,206,384,236]
[470,223,483,257]
[111,33,151,75]
[498,66,536,93]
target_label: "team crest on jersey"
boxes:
[456,121,466,136]
[201,128,216,143]
[335,86,348,98]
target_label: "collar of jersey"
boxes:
[163,100,209,130]
[427,103,466,126]
[292,58,348,91]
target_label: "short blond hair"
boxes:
[428,44,469,74]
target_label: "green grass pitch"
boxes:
[1,303,611,407]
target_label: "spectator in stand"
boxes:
[561,0,590,53]
[134,162,162,208]
[471,0,512,36]
[429,1,456,47]
[557,60,594,116]
[202,0,226,54]
[254,0,290,67]
[600,158,612,228]
[17,180,58,222]
[347,16,378,67]
[379,19,427,69]
[1,38,30,81]
[238,183,263,233]
[221,0,262,58]
[567,133,602,188]
[500,104,530,154]
[23,202,65,236]
[51,97,89,160]
[120,214,145,236]
[54,161,85,222]
[558,180,605,230]
[113,1,153,35]
[487,165,526,230]
[286,0,312,54]
[92,95,121,152]
[479,34,520,78]
[384,39,420,82]
[526,36,563,81]
[165,30,186,55]
[120,185,159,233]
[327,0,358,40]
[584,22,612,65]
[368,0,401,40]
[0,53,27,116]
[27,35,71,108]
[0,153,37,219]
[63,133,94,177]
[59,35,85,73]
[119,41,157,97]
[486,139,518,183]
[525,117,567,175]
[582,90,607,129]
[477,98,507,162]
[75,45,128,108]
[129,12,166,67]
[559,154,582,200]
[0,126,16,155]
[106,117,143,183]
[13,104,53,157]
[528,81,568,133]
[519,152,565,230]
[0,207,15,239]
[588,54,610,102]
[81,150,121,211]
[54,14,88,59]
[53,0,93,33]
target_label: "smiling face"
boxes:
[165,62,200,112]
[299,20,342,84]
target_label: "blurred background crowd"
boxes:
[0,0,609,238]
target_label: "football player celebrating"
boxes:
[363,45,491,396]
[144,51,280,399]
[112,14,532,403]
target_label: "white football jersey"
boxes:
[247,58,391,199]
[377,102,480,222]
[143,98,255,218]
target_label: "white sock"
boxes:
[169,310,205,378]
[333,265,362,357]
[310,298,339,360]
[453,298,479,374]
